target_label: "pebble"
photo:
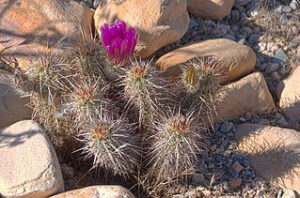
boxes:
[224,34,236,41]
[265,62,280,74]
[282,189,297,198]
[231,161,244,173]
[192,173,205,185]
[282,6,292,13]
[248,34,260,45]
[221,121,234,133]
[290,0,299,10]
[274,49,289,63]
[274,5,283,14]
[235,0,251,6]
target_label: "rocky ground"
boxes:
[0,0,300,197]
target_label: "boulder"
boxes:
[235,124,300,194]
[0,120,64,197]
[0,0,94,71]
[155,39,256,84]
[94,0,189,58]
[215,72,275,122]
[279,66,300,121]
[50,185,134,198]
[187,0,235,20]
[0,70,32,129]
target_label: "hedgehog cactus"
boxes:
[14,19,221,196]
[77,111,140,177]
[180,58,220,126]
[146,110,206,184]
[121,60,165,126]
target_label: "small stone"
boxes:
[229,168,239,178]
[229,178,242,190]
[231,10,240,21]
[232,161,244,173]
[235,0,251,6]
[239,117,246,122]
[274,5,283,14]
[221,121,234,133]
[248,34,260,45]
[242,26,253,36]
[290,1,299,10]
[282,189,297,198]
[274,49,289,63]
[224,34,236,41]
[272,71,281,81]
[282,6,292,13]
[265,62,280,74]
[192,173,205,185]
[277,117,288,126]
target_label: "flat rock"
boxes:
[187,0,234,20]
[0,120,64,197]
[0,70,32,129]
[279,66,300,121]
[50,185,134,198]
[235,124,300,194]
[94,0,189,58]
[155,39,256,84]
[215,72,275,122]
[0,0,94,71]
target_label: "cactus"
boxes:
[179,57,221,127]
[13,20,222,196]
[120,59,167,128]
[145,110,207,186]
[76,110,140,177]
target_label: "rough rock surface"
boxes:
[155,39,256,84]
[94,0,189,58]
[279,66,300,121]
[50,185,134,198]
[0,120,64,197]
[187,0,235,20]
[0,70,32,129]
[0,0,94,71]
[235,124,300,194]
[216,72,275,122]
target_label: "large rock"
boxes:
[155,39,256,84]
[0,70,32,129]
[279,66,300,121]
[0,0,94,71]
[50,185,134,198]
[94,0,189,58]
[235,124,300,194]
[187,0,234,20]
[0,120,64,197]
[215,72,275,122]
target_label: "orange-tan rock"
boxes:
[0,70,32,129]
[50,185,134,198]
[156,39,256,84]
[279,66,300,121]
[0,120,64,197]
[236,124,300,194]
[0,0,94,71]
[187,0,235,20]
[215,72,275,122]
[94,0,189,58]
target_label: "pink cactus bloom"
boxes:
[100,20,137,65]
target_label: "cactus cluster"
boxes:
[14,20,221,196]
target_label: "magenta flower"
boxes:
[100,20,137,65]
